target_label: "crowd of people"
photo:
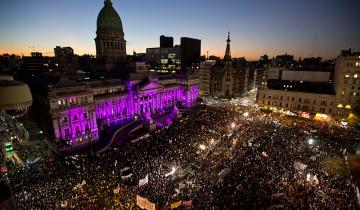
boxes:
[6,97,360,209]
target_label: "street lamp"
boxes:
[243,112,249,117]
[199,144,206,150]
[231,123,235,128]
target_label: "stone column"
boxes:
[53,117,61,139]
[153,94,156,112]
[68,114,73,138]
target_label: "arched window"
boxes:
[345,105,351,109]
[337,104,343,108]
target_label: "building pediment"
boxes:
[138,81,164,91]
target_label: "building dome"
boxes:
[97,0,124,34]
[0,75,14,82]
[0,81,33,114]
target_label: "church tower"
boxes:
[224,32,231,62]
[95,0,127,64]
[222,32,234,97]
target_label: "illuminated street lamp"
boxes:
[243,112,249,117]
[199,144,206,150]
[231,123,235,128]
[308,138,315,145]
[210,139,214,144]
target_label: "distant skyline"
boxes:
[0,0,359,60]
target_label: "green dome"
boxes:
[97,0,123,33]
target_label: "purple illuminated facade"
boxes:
[46,76,199,145]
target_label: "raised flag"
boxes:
[139,174,149,187]
[113,186,120,194]
[60,201,68,208]
[170,201,182,209]
[137,195,156,210]
[261,151,269,157]
[0,165,8,173]
[121,173,133,179]
[182,200,193,206]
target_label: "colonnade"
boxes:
[95,87,188,126]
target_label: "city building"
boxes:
[0,54,21,73]
[257,88,336,119]
[95,0,127,72]
[197,33,251,98]
[198,60,216,96]
[256,49,360,121]
[146,46,181,74]
[267,66,331,83]
[146,36,201,73]
[54,46,74,58]
[32,75,198,147]
[180,37,201,70]
[160,35,174,48]
[333,49,360,118]
[22,52,57,71]
[54,46,79,73]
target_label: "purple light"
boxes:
[53,82,199,145]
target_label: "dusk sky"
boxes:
[0,0,359,60]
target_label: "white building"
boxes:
[257,49,360,121]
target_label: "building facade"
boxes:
[333,49,360,118]
[257,87,336,117]
[180,37,201,70]
[198,60,216,96]
[54,46,74,58]
[22,52,57,72]
[146,46,181,73]
[146,36,201,73]
[54,46,79,73]
[198,33,250,98]
[257,49,360,120]
[39,76,199,145]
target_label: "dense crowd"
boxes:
[0,114,26,146]
[7,98,360,209]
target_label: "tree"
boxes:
[347,98,360,127]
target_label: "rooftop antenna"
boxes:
[29,46,35,52]
[311,32,317,57]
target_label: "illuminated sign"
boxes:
[5,142,13,152]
